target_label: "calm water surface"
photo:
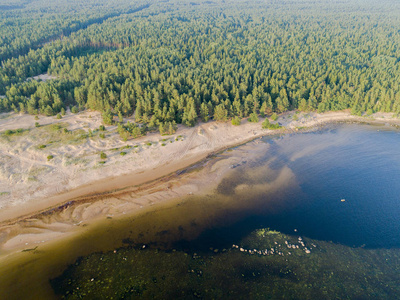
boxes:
[247,124,400,248]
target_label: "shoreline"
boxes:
[0,110,400,253]
[1,111,398,225]
[0,138,263,254]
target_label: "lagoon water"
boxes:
[4,123,400,299]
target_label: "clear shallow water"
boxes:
[5,123,400,299]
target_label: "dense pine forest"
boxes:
[1,0,400,134]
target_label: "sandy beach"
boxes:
[0,110,399,254]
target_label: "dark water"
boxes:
[246,124,400,248]
[48,124,400,298]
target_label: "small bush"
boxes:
[351,106,362,116]
[120,152,127,156]
[262,119,282,130]
[100,152,107,160]
[51,124,62,131]
[146,142,152,146]
[248,113,259,123]
[35,122,40,128]
[47,155,54,161]
[71,106,79,114]
[99,133,105,139]
[56,114,62,119]
[38,144,46,149]
[231,116,241,126]
[161,143,166,146]
[271,113,278,121]
[4,129,23,136]
[99,125,106,131]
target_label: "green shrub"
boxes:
[4,129,23,136]
[47,155,54,161]
[35,122,40,127]
[51,124,62,131]
[38,144,46,149]
[231,116,241,126]
[262,118,282,130]
[120,152,127,156]
[102,109,113,125]
[248,113,259,123]
[271,113,278,121]
[100,152,107,159]
[351,106,362,116]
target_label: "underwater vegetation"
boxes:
[52,229,400,299]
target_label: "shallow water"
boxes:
[2,123,400,299]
